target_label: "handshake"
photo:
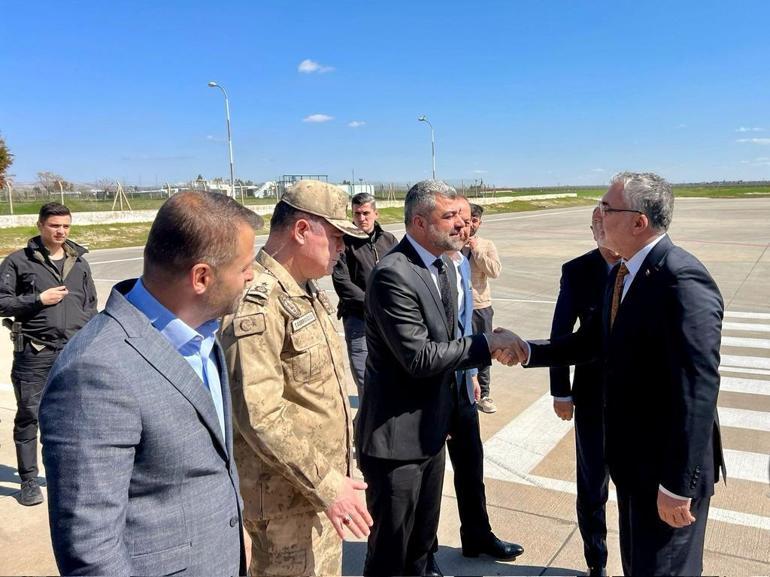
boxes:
[485,328,529,366]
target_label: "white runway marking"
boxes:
[720,376,770,396]
[723,322,770,333]
[720,354,770,371]
[722,449,770,484]
[88,256,144,266]
[483,393,573,475]
[722,336,770,349]
[718,407,770,432]
[725,311,770,321]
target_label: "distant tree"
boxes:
[0,134,13,189]
[36,171,74,194]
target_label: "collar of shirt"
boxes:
[124,277,220,357]
[405,233,443,294]
[621,233,667,298]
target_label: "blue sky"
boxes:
[2,0,769,187]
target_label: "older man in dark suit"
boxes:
[40,192,262,576]
[356,180,517,577]
[502,172,724,576]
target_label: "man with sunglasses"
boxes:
[500,172,724,576]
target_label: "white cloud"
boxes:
[472,169,488,174]
[676,123,687,129]
[298,59,335,74]
[348,121,366,128]
[736,126,765,132]
[206,134,225,143]
[736,138,770,145]
[303,114,333,123]
[591,168,606,173]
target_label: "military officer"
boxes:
[221,180,373,576]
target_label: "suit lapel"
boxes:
[105,284,229,458]
[400,238,453,338]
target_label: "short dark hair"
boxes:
[38,202,71,222]
[352,192,376,209]
[470,203,484,218]
[144,191,261,279]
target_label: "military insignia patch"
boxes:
[278,294,302,319]
[316,290,336,315]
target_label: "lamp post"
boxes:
[207,81,240,203]
[417,115,436,179]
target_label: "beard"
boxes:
[206,280,245,320]
[427,223,464,252]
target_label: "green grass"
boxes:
[0,195,278,216]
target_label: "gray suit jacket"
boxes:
[40,279,245,576]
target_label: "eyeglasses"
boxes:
[597,202,643,216]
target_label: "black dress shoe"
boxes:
[424,552,443,576]
[462,534,524,560]
[587,567,607,577]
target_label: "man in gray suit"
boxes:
[39,191,263,576]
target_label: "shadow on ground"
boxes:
[343,541,583,576]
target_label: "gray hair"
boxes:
[352,192,376,209]
[611,171,674,232]
[404,180,458,225]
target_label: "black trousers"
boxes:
[11,344,59,482]
[360,451,446,577]
[574,397,609,569]
[471,306,494,397]
[447,393,492,543]
[616,485,710,576]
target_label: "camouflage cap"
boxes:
[280,180,367,238]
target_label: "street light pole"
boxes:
[208,81,240,203]
[417,115,436,179]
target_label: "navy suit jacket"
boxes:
[529,236,725,498]
[549,248,612,406]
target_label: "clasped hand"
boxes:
[486,327,529,366]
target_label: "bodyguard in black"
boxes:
[549,213,620,576]
[0,202,97,506]
[332,193,397,399]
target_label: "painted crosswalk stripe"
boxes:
[723,322,770,333]
[483,393,573,475]
[720,354,770,371]
[722,336,770,349]
[723,449,770,484]
[720,376,770,396]
[718,407,770,432]
[721,366,770,377]
[725,311,770,321]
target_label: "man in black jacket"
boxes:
[549,208,620,577]
[332,192,397,399]
[0,202,97,506]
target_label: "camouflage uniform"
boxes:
[221,248,352,576]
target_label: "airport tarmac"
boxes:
[1,197,768,575]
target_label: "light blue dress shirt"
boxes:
[125,278,226,442]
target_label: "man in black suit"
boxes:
[549,208,620,577]
[501,172,724,576]
[356,180,517,577]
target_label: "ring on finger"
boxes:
[342,514,352,525]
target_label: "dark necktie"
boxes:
[433,257,455,333]
[610,262,630,328]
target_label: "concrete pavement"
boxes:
[1,197,769,575]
